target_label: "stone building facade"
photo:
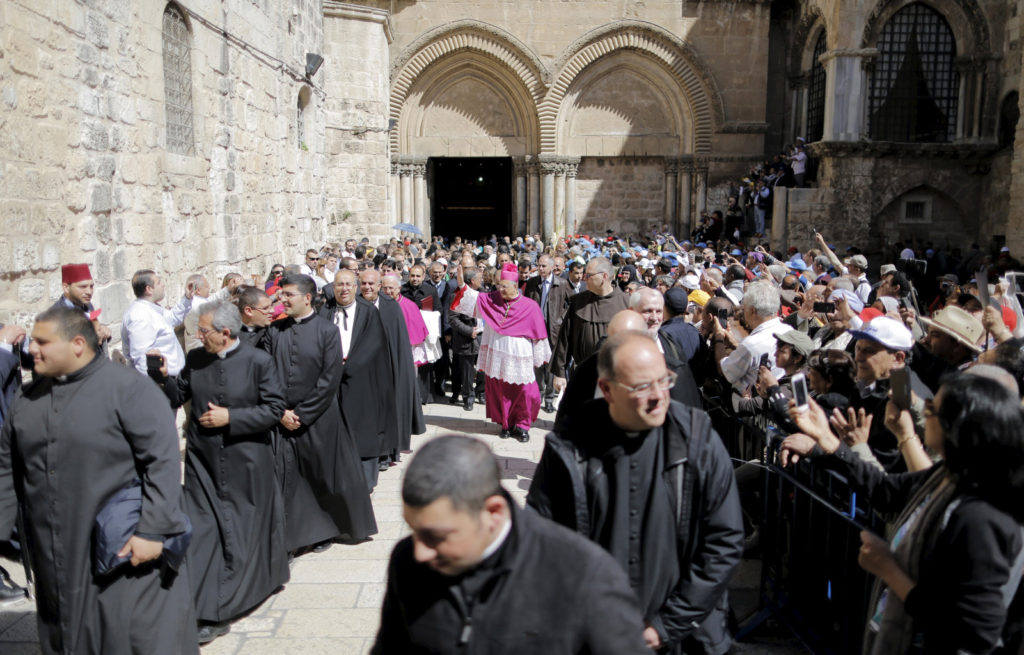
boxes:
[1,0,1022,331]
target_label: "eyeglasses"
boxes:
[609,371,678,398]
[279,290,304,298]
[271,269,284,276]
[197,326,218,336]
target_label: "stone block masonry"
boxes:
[574,157,665,236]
[0,0,348,343]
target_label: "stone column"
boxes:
[413,162,428,237]
[390,161,399,224]
[695,165,708,219]
[565,159,579,236]
[399,164,413,224]
[553,163,566,238]
[528,158,540,235]
[663,158,678,230]
[820,49,876,141]
[513,158,528,236]
[679,163,693,236]
[540,159,557,244]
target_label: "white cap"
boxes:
[847,316,913,351]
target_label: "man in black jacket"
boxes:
[524,254,570,413]
[373,435,649,655]
[529,331,744,654]
[449,268,483,410]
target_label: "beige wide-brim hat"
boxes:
[919,305,984,353]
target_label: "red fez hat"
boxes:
[62,263,92,285]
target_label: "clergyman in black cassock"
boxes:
[265,275,376,552]
[0,307,197,655]
[320,270,394,491]
[359,269,424,460]
[161,310,289,625]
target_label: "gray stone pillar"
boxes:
[540,160,556,244]
[390,161,399,224]
[664,158,678,230]
[679,164,693,237]
[413,162,428,237]
[399,165,413,224]
[821,50,875,141]
[514,159,528,236]
[695,167,708,219]
[528,159,540,235]
[565,160,578,236]
[553,164,566,238]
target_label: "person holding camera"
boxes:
[121,269,196,379]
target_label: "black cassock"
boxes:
[318,297,393,460]
[376,296,425,453]
[162,342,289,622]
[265,313,377,550]
[0,354,197,655]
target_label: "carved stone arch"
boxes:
[862,0,991,56]
[389,21,549,154]
[875,177,968,218]
[541,21,725,155]
[789,6,826,76]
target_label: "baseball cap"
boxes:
[829,288,864,314]
[775,330,815,359]
[687,289,711,307]
[664,288,690,315]
[847,316,913,351]
[848,254,868,270]
[679,273,700,290]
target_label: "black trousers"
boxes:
[534,362,554,401]
[361,457,379,492]
[417,365,433,403]
[454,353,479,400]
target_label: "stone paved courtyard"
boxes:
[0,400,802,654]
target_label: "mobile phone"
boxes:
[890,366,911,411]
[759,352,770,369]
[716,308,729,330]
[813,301,836,314]
[791,372,809,412]
[146,353,164,371]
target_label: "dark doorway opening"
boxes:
[431,158,512,240]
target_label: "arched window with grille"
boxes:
[868,3,958,142]
[162,3,195,155]
[806,31,827,143]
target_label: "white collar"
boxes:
[482,514,512,560]
[217,339,240,359]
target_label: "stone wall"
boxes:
[0,0,328,331]
[574,157,664,235]
[322,3,392,244]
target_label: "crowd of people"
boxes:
[1,221,1024,654]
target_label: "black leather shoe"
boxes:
[476,393,485,405]
[0,582,26,607]
[197,622,231,645]
[542,401,555,413]
[513,427,530,443]
[499,428,511,439]
[463,398,473,411]
[378,461,389,472]
[449,395,461,405]
[311,541,332,553]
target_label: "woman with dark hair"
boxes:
[616,264,639,291]
[780,374,1024,654]
[806,348,857,412]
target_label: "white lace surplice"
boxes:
[452,284,551,385]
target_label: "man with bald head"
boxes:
[529,331,743,655]
[319,269,395,491]
[360,268,425,462]
[551,256,630,393]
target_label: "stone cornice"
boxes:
[323,2,392,44]
[807,140,1000,160]
[817,48,879,65]
[718,121,770,134]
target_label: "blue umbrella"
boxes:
[392,222,423,236]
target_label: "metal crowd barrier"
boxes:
[703,392,886,654]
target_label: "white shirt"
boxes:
[791,149,807,175]
[182,287,233,353]
[720,317,791,391]
[121,295,192,376]
[333,302,357,360]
